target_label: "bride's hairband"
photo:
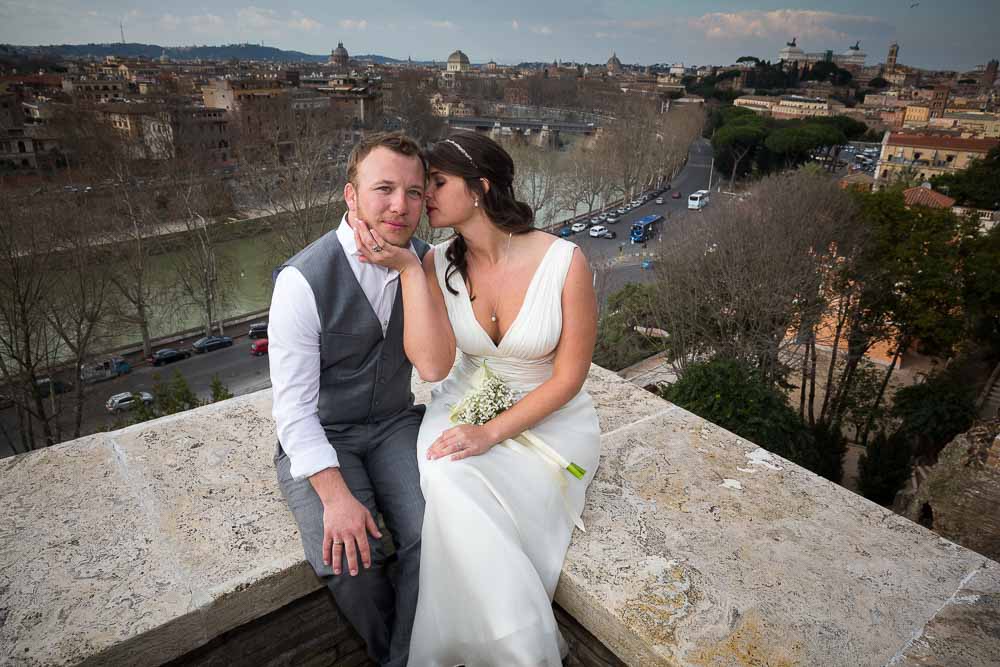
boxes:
[443,139,477,168]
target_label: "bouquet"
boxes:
[449,361,587,481]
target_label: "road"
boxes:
[572,136,714,272]
[0,138,715,457]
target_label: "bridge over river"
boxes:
[445,116,603,147]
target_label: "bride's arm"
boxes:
[399,248,456,382]
[428,249,596,460]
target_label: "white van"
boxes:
[688,190,710,210]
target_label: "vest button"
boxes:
[377,378,385,385]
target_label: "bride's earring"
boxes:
[473,197,479,208]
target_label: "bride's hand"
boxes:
[353,220,420,275]
[427,424,497,461]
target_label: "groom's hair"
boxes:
[346,132,426,184]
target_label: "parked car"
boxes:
[589,225,609,237]
[106,391,154,413]
[148,348,191,366]
[589,218,602,226]
[250,339,269,356]
[570,222,588,233]
[606,215,620,224]
[34,377,73,398]
[599,230,617,239]
[616,207,627,214]
[655,197,665,204]
[558,226,573,237]
[671,191,682,199]
[248,322,268,339]
[641,259,655,270]
[192,336,234,353]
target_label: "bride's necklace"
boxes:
[489,232,513,323]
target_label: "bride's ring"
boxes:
[371,244,383,253]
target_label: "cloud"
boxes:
[529,25,552,35]
[236,6,322,33]
[425,20,456,30]
[511,20,519,31]
[190,14,225,34]
[159,13,182,31]
[688,9,888,43]
[338,18,368,30]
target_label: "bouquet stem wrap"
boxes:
[449,361,587,531]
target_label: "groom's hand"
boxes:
[308,468,382,576]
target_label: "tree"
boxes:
[960,224,1000,354]
[561,138,614,217]
[868,77,889,90]
[712,119,766,188]
[385,71,445,144]
[501,139,566,227]
[857,431,911,505]
[236,101,348,263]
[931,146,1000,210]
[210,375,234,402]
[0,192,60,451]
[764,123,845,168]
[651,169,858,385]
[890,370,977,463]
[43,194,115,439]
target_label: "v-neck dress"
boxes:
[409,237,601,666]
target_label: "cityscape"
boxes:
[2,2,1000,665]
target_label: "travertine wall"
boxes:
[2,365,998,666]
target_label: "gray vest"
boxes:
[279,229,430,432]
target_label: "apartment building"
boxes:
[874,131,999,186]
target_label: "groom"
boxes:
[269,132,430,667]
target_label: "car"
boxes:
[558,226,573,237]
[598,213,609,221]
[599,230,617,239]
[616,207,627,214]
[641,259,655,270]
[671,191,682,199]
[250,339,269,356]
[570,222,588,233]
[148,348,191,366]
[34,378,72,398]
[248,322,268,339]
[106,391,154,413]
[589,225,609,237]
[655,197,665,204]
[663,183,671,191]
[192,335,234,353]
[589,218,602,226]
[606,215,620,224]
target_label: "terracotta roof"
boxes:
[887,132,999,153]
[903,186,956,209]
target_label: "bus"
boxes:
[629,214,662,244]
[688,190,710,210]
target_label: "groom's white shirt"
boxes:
[269,214,408,480]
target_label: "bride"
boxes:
[355,131,600,666]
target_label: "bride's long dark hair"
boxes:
[425,132,534,296]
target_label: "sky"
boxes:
[1,1,997,72]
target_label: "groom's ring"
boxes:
[371,244,383,253]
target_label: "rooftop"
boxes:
[887,132,1000,152]
[904,185,957,209]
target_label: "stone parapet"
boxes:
[1,365,998,666]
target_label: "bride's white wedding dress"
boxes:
[409,237,601,666]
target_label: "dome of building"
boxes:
[607,52,622,68]
[330,41,349,67]
[333,42,349,58]
[448,50,470,65]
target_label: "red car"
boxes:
[671,191,682,199]
[250,338,269,356]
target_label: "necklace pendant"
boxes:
[490,313,497,323]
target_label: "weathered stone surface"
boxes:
[0,434,205,666]
[555,408,999,666]
[895,420,1000,563]
[2,366,998,667]
[894,558,1000,666]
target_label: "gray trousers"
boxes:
[276,408,425,667]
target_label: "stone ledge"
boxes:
[1,365,998,666]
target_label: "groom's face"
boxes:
[345,147,426,248]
